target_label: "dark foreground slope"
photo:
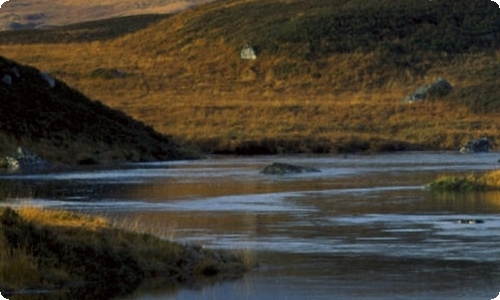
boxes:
[0,56,196,164]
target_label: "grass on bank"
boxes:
[0,207,251,297]
[0,0,499,154]
[428,169,500,192]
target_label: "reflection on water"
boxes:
[2,152,500,299]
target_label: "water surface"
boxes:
[2,152,500,299]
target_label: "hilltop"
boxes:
[0,0,215,31]
[0,55,197,164]
[0,0,499,154]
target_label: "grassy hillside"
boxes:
[0,55,197,164]
[0,0,499,154]
[0,14,172,44]
[0,0,215,31]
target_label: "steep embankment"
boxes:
[0,0,499,154]
[0,55,196,164]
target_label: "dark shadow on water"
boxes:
[5,281,140,300]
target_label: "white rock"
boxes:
[241,44,257,60]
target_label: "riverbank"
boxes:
[0,207,250,299]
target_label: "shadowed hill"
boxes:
[0,55,197,164]
[0,0,499,154]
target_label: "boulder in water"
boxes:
[261,162,320,175]
[460,137,490,153]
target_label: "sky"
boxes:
[0,0,7,8]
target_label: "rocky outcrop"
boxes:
[0,147,50,171]
[460,137,490,153]
[261,162,320,175]
[402,78,453,103]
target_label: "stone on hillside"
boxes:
[460,137,490,153]
[39,71,56,88]
[1,74,12,85]
[241,44,257,60]
[261,162,320,175]
[402,78,453,103]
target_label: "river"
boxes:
[2,152,500,299]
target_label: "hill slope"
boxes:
[0,55,196,164]
[0,0,499,154]
[0,14,173,44]
[0,0,215,31]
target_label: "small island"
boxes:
[426,170,500,191]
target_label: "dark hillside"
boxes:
[0,56,196,164]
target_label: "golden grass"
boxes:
[17,207,109,230]
[3,41,497,153]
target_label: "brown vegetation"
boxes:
[0,0,499,154]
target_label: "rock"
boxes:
[240,44,257,60]
[1,74,12,85]
[460,137,490,153]
[456,219,484,224]
[0,156,19,170]
[402,78,453,103]
[261,162,320,175]
[39,71,56,88]
[0,147,50,171]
